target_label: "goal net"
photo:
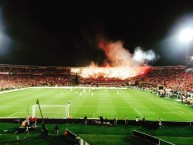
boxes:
[31,104,69,119]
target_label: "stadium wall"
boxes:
[0,118,192,127]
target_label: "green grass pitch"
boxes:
[0,87,193,121]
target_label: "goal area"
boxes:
[31,104,69,119]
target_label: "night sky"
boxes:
[0,0,193,66]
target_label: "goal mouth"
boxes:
[31,104,70,119]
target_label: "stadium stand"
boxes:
[0,65,73,91]
[138,66,193,105]
[0,64,193,106]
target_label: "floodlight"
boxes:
[178,27,193,43]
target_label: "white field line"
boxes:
[133,107,143,118]
[0,88,29,95]
[172,102,193,113]
[147,94,193,114]
[8,112,19,117]
[0,106,25,108]
[0,117,20,118]
[163,111,185,114]
[30,86,128,89]
[7,112,26,117]
[159,98,193,114]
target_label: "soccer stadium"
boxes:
[1,1,193,145]
[0,64,193,145]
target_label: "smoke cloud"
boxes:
[97,38,157,67]
[133,46,157,64]
[75,37,158,79]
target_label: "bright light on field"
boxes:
[178,27,193,43]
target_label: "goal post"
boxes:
[31,104,70,119]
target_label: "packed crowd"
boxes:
[139,67,193,105]
[78,76,128,87]
[0,65,193,94]
[78,72,146,87]
[140,67,193,92]
[0,65,73,90]
[0,74,73,90]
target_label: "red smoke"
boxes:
[97,38,138,67]
[71,38,154,79]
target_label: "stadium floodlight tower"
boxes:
[178,27,193,65]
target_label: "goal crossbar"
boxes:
[31,104,70,119]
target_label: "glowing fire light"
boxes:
[71,66,150,80]
[71,38,155,80]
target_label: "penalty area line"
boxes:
[133,107,143,118]
[8,112,20,117]
[8,112,26,117]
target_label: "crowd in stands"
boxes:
[0,65,73,90]
[139,66,193,105]
[78,73,146,87]
[1,65,193,95]
[140,67,193,92]
[78,76,128,87]
[0,75,73,89]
